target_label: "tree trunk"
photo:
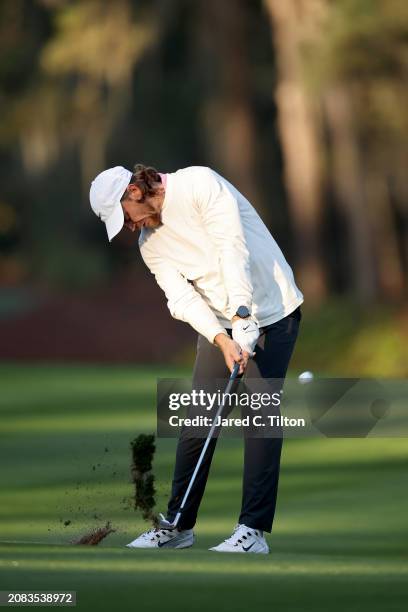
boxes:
[324,85,377,302]
[264,0,327,304]
[194,0,262,209]
[364,159,405,300]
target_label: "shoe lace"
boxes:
[142,528,172,542]
[223,524,259,547]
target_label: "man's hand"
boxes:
[231,317,259,356]
[214,333,249,375]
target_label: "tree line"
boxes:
[0,0,406,304]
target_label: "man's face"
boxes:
[121,185,161,232]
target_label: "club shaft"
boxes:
[174,362,240,523]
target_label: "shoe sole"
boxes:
[209,546,269,554]
[126,536,194,550]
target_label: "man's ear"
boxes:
[127,183,143,201]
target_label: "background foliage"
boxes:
[0,0,407,371]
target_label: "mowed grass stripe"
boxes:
[1,551,407,577]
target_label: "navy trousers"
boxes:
[166,307,301,532]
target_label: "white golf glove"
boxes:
[232,318,260,355]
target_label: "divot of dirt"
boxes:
[73,521,115,545]
[130,434,158,527]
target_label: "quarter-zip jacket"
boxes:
[139,166,303,344]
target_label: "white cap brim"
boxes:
[105,203,125,242]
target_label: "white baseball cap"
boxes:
[89,166,133,241]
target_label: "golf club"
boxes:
[159,361,241,530]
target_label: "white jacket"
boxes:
[139,166,303,344]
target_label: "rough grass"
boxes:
[291,300,408,377]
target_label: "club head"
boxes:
[158,513,179,530]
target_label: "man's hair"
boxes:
[125,164,162,201]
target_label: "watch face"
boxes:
[236,305,250,318]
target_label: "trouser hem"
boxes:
[237,518,273,533]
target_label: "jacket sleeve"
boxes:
[143,254,227,344]
[193,168,253,316]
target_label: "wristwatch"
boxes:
[235,305,251,319]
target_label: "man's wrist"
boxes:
[214,332,229,347]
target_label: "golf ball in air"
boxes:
[298,371,314,384]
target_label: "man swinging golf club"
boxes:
[90,164,303,553]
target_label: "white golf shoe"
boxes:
[210,524,269,554]
[126,527,194,549]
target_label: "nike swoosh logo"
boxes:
[242,542,255,552]
[157,539,170,547]
[243,325,250,331]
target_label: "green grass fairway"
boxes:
[1,364,407,611]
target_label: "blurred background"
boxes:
[0,0,407,375]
